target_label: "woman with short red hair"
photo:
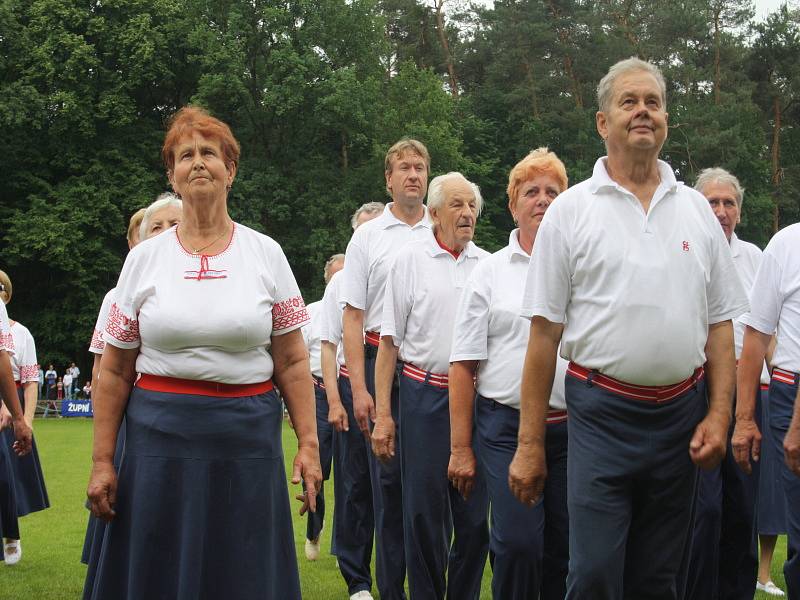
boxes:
[84,106,321,599]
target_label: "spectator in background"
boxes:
[37,367,43,400]
[83,381,91,400]
[63,370,73,401]
[69,363,80,395]
[44,365,56,392]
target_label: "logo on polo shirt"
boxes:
[682,241,690,252]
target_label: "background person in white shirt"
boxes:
[0,270,47,565]
[683,168,776,599]
[371,172,489,600]
[340,139,433,600]
[448,149,569,600]
[300,252,344,561]
[509,57,748,599]
[62,371,73,401]
[84,106,320,600]
[320,202,383,600]
[733,222,800,599]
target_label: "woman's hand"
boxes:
[292,443,322,516]
[11,416,32,456]
[87,461,118,522]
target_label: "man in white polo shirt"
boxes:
[340,140,433,600]
[509,57,748,599]
[733,221,800,598]
[683,168,765,599]
[371,172,489,600]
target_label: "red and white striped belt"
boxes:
[365,331,381,348]
[137,374,274,398]
[772,367,798,386]
[546,409,568,424]
[312,375,325,390]
[566,362,704,404]
[339,365,349,379]
[402,362,448,389]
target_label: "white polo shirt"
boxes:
[301,301,323,378]
[0,302,13,356]
[319,271,346,368]
[10,322,37,383]
[381,230,488,374]
[90,288,115,354]
[104,223,309,384]
[740,223,800,374]
[522,157,748,386]
[451,230,567,410]
[340,203,432,333]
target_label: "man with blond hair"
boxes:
[509,57,748,598]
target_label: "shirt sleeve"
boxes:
[320,275,344,345]
[740,249,783,335]
[104,251,144,350]
[379,253,412,347]
[270,245,310,336]
[18,328,39,383]
[521,217,571,322]
[704,209,750,324]
[450,261,491,362]
[0,302,15,356]
[90,290,115,354]
[339,230,369,310]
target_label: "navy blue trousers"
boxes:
[475,396,568,600]
[305,382,333,541]
[768,375,800,599]
[758,387,787,535]
[332,375,374,595]
[398,374,489,600]
[564,375,706,600]
[364,349,407,600]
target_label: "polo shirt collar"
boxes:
[425,228,480,259]
[729,232,741,257]
[377,202,432,230]
[588,157,679,197]
[508,229,531,260]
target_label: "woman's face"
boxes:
[146,205,182,239]
[168,132,236,202]
[511,174,562,239]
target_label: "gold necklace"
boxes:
[185,225,230,255]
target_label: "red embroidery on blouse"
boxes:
[90,328,105,352]
[19,364,39,383]
[273,296,310,331]
[105,303,140,343]
[184,255,228,280]
[0,332,14,352]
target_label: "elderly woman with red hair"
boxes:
[84,106,321,600]
[448,148,570,600]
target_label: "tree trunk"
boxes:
[523,60,541,119]
[341,131,349,171]
[432,0,459,98]
[713,5,722,105]
[771,94,781,233]
[545,0,583,108]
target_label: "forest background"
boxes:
[1,0,799,370]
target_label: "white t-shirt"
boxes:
[63,373,73,386]
[522,157,749,386]
[10,322,37,382]
[104,223,309,384]
[90,288,115,354]
[340,203,432,333]
[381,231,488,374]
[302,301,323,378]
[740,223,800,374]
[451,230,567,410]
[319,271,346,368]
[0,302,13,356]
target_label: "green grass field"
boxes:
[0,418,788,599]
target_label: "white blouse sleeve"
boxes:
[270,246,310,336]
[104,252,145,350]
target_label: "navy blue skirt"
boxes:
[758,387,788,535]
[84,387,301,600]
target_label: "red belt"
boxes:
[136,374,274,398]
[14,381,21,389]
[566,362,704,404]
[760,383,770,391]
[339,365,349,379]
[312,375,325,390]
[772,368,798,386]
[547,409,568,424]
[365,331,380,348]
[402,362,448,389]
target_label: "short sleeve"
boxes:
[521,218,571,322]
[270,245,310,336]
[18,328,39,383]
[0,302,14,356]
[104,253,144,349]
[741,249,783,335]
[704,211,749,324]
[339,231,369,310]
[450,262,491,362]
[90,289,115,354]
[320,273,344,345]
[379,253,411,347]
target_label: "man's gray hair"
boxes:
[427,172,483,216]
[597,57,667,113]
[694,167,745,207]
[324,253,345,284]
[351,202,385,230]
[139,192,183,240]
